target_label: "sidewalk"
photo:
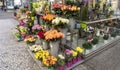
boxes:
[0,10,14,19]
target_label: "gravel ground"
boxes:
[0,19,39,70]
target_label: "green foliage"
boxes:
[103,34,109,40]
[81,4,89,21]
[111,32,117,37]
[81,23,87,29]
[91,38,99,45]
[82,42,92,49]
[57,58,65,66]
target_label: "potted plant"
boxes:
[71,50,78,64]
[76,47,84,61]
[35,50,49,60]
[30,45,42,53]
[32,24,41,34]
[103,34,109,43]
[91,37,99,45]
[24,35,36,46]
[57,54,65,70]
[65,49,73,67]
[44,29,64,56]
[37,29,48,50]
[111,32,117,38]
[52,17,69,44]
[42,56,57,70]
[91,37,99,50]
[82,42,92,54]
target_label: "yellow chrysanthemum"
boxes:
[76,47,84,53]
[71,50,78,57]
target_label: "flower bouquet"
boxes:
[38,30,49,50]
[52,17,69,44]
[24,35,36,45]
[52,17,69,28]
[30,45,42,52]
[35,50,49,60]
[42,56,57,69]
[44,29,64,41]
[41,14,55,30]
[19,26,27,39]
[57,54,65,70]
[52,3,64,16]
[32,24,41,34]
[45,29,64,56]
[42,14,55,23]
[61,5,80,19]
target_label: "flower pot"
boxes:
[77,56,82,62]
[104,40,108,44]
[111,37,114,40]
[85,49,91,54]
[50,41,60,56]
[66,61,73,67]
[72,58,78,64]
[42,40,49,50]
[69,18,76,30]
[92,44,97,50]
[58,66,65,70]
[47,67,54,70]
[58,28,68,44]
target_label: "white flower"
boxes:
[58,54,65,59]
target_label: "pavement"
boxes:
[0,10,120,70]
[0,10,40,70]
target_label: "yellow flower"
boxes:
[76,47,84,53]
[35,53,40,59]
[77,7,80,11]
[71,50,78,57]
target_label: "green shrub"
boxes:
[103,34,109,40]
[91,38,99,45]
[82,42,92,49]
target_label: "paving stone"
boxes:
[0,19,39,70]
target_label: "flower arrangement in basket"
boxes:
[44,29,64,41]
[24,35,36,45]
[42,56,57,69]
[32,24,41,34]
[52,17,69,28]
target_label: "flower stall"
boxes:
[12,0,120,70]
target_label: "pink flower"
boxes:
[65,49,72,55]
[32,24,41,30]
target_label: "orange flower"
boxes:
[42,14,55,21]
[42,56,57,67]
[44,29,64,41]
[26,11,31,15]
